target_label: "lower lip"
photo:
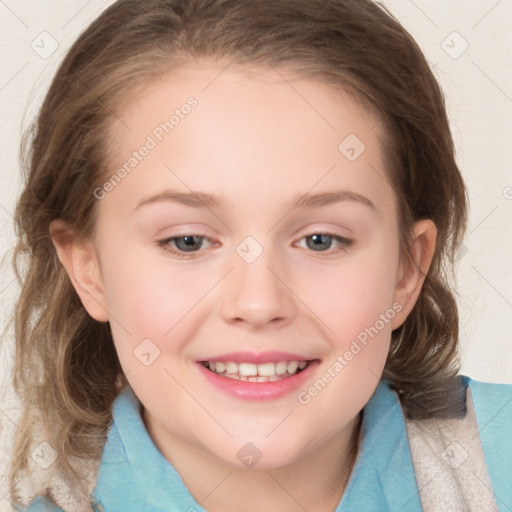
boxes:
[196,361,319,400]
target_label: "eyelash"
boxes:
[157,232,353,259]
[157,234,217,259]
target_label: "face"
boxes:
[60,62,427,471]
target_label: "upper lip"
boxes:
[198,351,316,364]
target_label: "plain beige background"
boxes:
[1,0,511,509]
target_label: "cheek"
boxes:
[297,246,399,344]
[98,260,204,388]
[293,250,398,429]
[101,253,211,337]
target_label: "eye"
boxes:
[296,233,353,253]
[157,232,352,259]
[158,234,215,258]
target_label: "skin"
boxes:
[51,61,436,512]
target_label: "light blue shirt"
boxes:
[19,377,512,511]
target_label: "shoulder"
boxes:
[466,376,512,438]
[465,377,512,494]
[466,375,512,401]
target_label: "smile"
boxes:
[201,360,310,382]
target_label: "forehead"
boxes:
[111,61,383,143]
[100,62,395,220]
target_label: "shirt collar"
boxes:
[92,386,206,512]
[93,381,420,511]
[338,380,421,511]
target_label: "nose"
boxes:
[220,251,297,329]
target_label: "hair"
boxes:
[8,0,468,506]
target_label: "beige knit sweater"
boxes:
[3,386,499,512]
[405,387,499,511]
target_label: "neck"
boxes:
[145,411,362,512]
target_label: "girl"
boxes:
[7,0,512,511]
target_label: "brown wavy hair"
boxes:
[8,0,468,506]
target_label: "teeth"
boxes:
[257,362,276,377]
[287,361,298,374]
[225,361,238,374]
[275,361,288,375]
[252,376,272,382]
[239,363,258,376]
[205,360,310,379]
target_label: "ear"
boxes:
[49,219,109,322]
[391,219,437,330]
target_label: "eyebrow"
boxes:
[133,189,376,212]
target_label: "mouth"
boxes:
[200,359,312,382]
[197,351,320,400]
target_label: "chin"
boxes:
[204,435,311,472]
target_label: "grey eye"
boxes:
[173,235,205,252]
[296,233,353,253]
[305,234,334,251]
